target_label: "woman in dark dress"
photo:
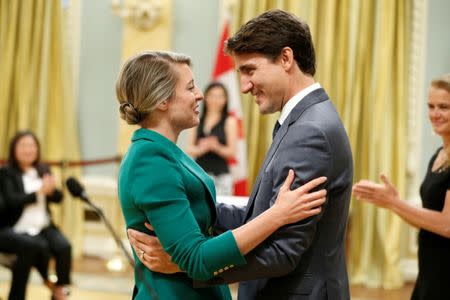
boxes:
[186,82,237,195]
[353,73,450,300]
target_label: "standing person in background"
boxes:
[0,130,72,300]
[186,82,237,195]
[116,50,327,300]
[353,74,450,300]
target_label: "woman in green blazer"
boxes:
[115,51,327,300]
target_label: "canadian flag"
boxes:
[212,21,248,196]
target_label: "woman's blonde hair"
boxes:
[431,73,450,93]
[116,51,191,125]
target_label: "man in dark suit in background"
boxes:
[128,9,353,300]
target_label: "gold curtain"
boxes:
[118,0,173,154]
[339,0,411,289]
[0,0,83,256]
[230,0,411,288]
[228,0,319,193]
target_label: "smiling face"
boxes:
[14,134,39,169]
[204,86,227,114]
[428,85,450,137]
[234,52,288,114]
[167,63,203,131]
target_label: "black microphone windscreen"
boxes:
[66,177,84,198]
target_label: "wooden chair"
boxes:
[0,252,16,269]
[0,252,15,300]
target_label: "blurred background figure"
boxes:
[0,179,51,300]
[353,74,450,300]
[186,82,237,195]
[0,0,448,299]
[0,131,72,300]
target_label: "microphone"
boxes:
[65,177,133,265]
[65,176,159,298]
[66,177,91,204]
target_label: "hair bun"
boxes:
[119,102,141,125]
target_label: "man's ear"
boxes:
[280,47,294,71]
[156,100,169,111]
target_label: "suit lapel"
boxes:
[244,88,329,221]
[12,168,25,192]
[179,156,217,223]
[179,156,216,201]
[132,128,218,223]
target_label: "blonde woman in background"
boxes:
[353,74,450,300]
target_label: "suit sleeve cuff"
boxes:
[202,230,246,276]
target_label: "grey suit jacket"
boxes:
[214,88,353,300]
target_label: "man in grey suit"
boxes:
[128,9,353,300]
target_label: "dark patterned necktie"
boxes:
[272,121,281,139]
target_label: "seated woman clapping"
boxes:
[0,130,72,300]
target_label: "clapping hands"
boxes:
[352,174,400,209]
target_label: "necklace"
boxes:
[435,148,450,173]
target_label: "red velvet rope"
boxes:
[0,155,122,168]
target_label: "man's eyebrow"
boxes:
[238,64,256,72]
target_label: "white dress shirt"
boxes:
[278,82,321,125]
[13,168,50,235]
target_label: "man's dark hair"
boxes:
[225,9,316,76]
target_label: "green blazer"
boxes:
[118,128,246,300]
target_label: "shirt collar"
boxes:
[278,82,321,125]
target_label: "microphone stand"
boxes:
[82,198,159,299]
[84,200,135,267]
